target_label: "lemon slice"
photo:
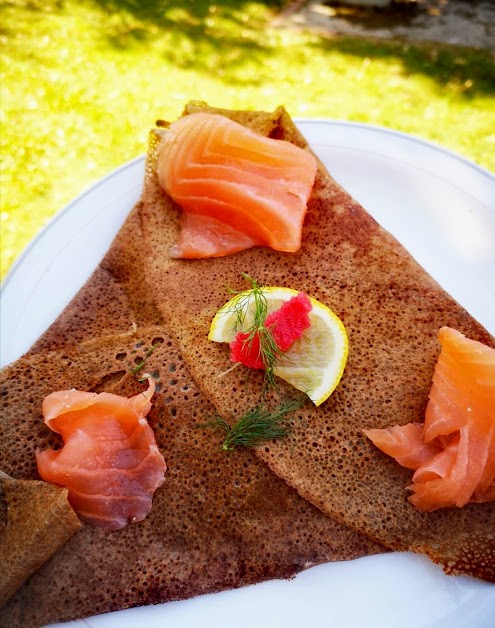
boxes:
[208,286,348,406]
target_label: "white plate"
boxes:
[1,121,494,627]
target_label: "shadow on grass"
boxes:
[1,0,288,86]
[4,0,495,94]
[88,0,495,95]
[99,0,299,89]
[311,35,495,99]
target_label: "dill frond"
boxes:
[199,397,305,450]
[130,343,159,378]
[227,274,285,387]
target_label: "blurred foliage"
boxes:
[1,0,494,277]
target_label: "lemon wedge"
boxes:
[208,286,348,406]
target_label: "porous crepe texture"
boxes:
[0,328,381,628]
[2,199,382,624]
[139,102,495,581]
[0,478,80,607]
[29,203,162,355]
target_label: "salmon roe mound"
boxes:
[229,292,312,369]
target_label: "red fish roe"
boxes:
[230,331,265,370]
[266,292,312,351]
[230,293,312,369]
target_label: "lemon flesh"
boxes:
[209,287,348,406]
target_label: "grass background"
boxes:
[1,0,494,279]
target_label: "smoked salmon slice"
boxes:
[365,327,495,512]
[36,379,167,531]
[170,212,258,259]
[156,112,317,258]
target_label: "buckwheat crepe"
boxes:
[139,103,495,581]
[0,203,381,626]
[0,476,80,607]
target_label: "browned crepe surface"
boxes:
[0,477,80,607]
[29,201,162,355]
[1,199,382,625]
[139,103,495,581]
[0,328,381,627]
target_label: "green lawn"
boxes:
[1,0,494,278]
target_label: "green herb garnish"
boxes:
[200,397,305,450]
[131,343,159,378]
[226,273,285,387]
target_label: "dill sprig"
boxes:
[227,273,285,387]
[130,343,159,378]
[199,397,305,450]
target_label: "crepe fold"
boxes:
[0,476,81,607]
[138,103,495,581]
[0,202,382,626]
